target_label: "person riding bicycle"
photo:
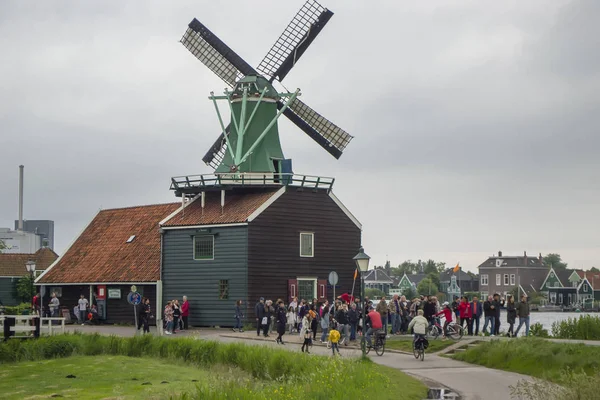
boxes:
[408,309,428,348]
[365,306,382,348]
[435,302,453,340]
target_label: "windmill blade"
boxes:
[181,18,257,87]
[256,0,333,82]
[279,98,353,159]
[202,125,230,169]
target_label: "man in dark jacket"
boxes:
[492,293,501,335]
[482,295,495,335]
[470,296,483,336]
[255,297,265,337]
[423,297,437,326]
[514,295,530,337]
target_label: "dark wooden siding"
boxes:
[247,188,361,318]
[162,226,248,327]
[0,277,20,306]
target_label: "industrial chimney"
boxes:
[18,165,24,231]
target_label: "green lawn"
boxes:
[0,355,225,400]
[386,338,456,353]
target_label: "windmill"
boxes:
[180,0,353,175]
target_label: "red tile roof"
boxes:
[162,189,278,227]
[38,203,179,284]
[0,248,59,277]
[577,270,600,289]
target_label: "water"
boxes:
[492,311,597,334]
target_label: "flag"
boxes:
[453,263,460,273]
[353,268,358,280]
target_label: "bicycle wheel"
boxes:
[431,326,440,339]
[448,324,464,340]
[413,347,420,359]
[376,343,385,356]
[420,349,425,361]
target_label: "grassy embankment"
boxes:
[0,333,427,400]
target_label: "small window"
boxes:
[481,274,488,286]
[510,274,516,286]
[503,274,509,285]
[126,235,136,243]
[194,236,214,260]
[496,274,501,286]
[583,284,588,293]
[219,280,229,299]
[300,233,314,257]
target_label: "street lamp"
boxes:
[25,260,38,338]
[353,247,370,357]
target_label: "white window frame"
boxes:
[550,292,556,303]
[193,235,215,261]
[504,274,509,286]
[481,274,488,286]
[297,277,317,299]
[558,293,563,304]
[583,284,588,293]
[510,274,516,286]
[299,232,314,258]
[496,274,501,286]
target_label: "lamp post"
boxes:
[25,260,37,338]
[353,247,370,358]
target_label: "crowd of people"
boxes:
[161,296,189,335]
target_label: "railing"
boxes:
[170,172,335,194]
[1,315,66,339]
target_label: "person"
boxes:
[376,296,389,336]
[329,325,341,356]
[310,303,319,340]
[335,303,349,345]
[255,297,265,337]
[451,296,460,326]
[424,296,437,328]
[275,300,287,344]
[49,292,60,324]
[297,299,307,332]
[493,293,502,335]
[289,297,298,332]
[140,298,151,334]
[390,294,402,335]
[470,296,482,336]
[506,295,517,337]
[408,309,429,346]
[514,295,530,337]
[73,304,80,324]
[287,306,297,334]
[164,301,174,335]
[482,295,496,336]
[233,300,244,332]
[348,303,358,341]
[365,306,382,348]
[181,296,190,330]
[300,312,313,353]
[320,305,330,343]
[435,301,453,340]
[263,300,274,337]
[172,299,181,333]
[457,296,472,334]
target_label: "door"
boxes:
[550,292,556,304]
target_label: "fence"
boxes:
[1,315,66,340]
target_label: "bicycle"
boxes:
[413,335,427,361]
[364,330,386,356]
[427,317,463,341]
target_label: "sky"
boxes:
[1,0,598,273]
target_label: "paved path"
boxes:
[63,325,536,399]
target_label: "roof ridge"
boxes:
[98,202,180,212]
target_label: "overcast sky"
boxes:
[1,0,598,272]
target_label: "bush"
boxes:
[529,323,549,338]
[2,302,31,315]
[551,315,600,340]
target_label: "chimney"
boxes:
[539,253,543,263]
[18,165,24,231]
[498,251,503,257]
[524,251,528,266]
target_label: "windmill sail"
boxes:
[256,0,333,82]
[181,19,256,87]
[280,98,353,159]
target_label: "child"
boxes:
[300,313,312,353]
[287,306,297,334]
[329,326,341,356]
[435,301,453,340]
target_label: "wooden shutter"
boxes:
[288,279,298,302]
[318,279,327,302]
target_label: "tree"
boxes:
[423,259,446,274]
[403,286,418,300]
[390,260,418,277]
[427,272,440,288]
[0,239,5,253]
[15,275,35,303]
[365,288,385,299]
[417,278,439,296]
[543,253,568,271]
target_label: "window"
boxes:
[558,293,563,304]
[481,274,489,286]
[297,278,316,299]
[496,274,501,286]
[194,236,214,260]
[583,284,588,292]
[573,281,578,288]
[510,274,516,286]
[504,274,509,285]
[219,280,229,299]
[300,233,314,257]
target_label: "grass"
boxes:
[0,355,227,400]
[451,337,600,383]
[0,334,427,399]
[385,338,456,353]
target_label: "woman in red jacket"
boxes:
[435,302,453,339]
[457,296,472,332]
[181,296,190,330]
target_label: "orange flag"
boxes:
[353,268,358,280]
[453,263,460,273]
